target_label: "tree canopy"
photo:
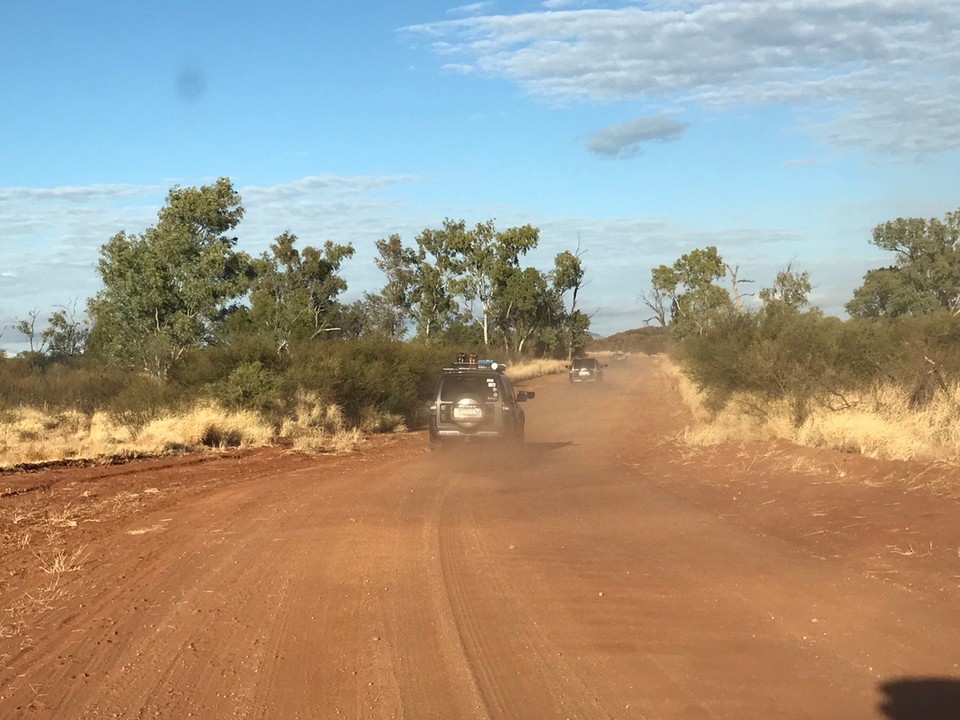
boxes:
[246,232,355,353]
[847,210,960,318]
[368,218,580,351]
[759,262,812,313]
[30,180,588,378]
[647,246,731,336]
[88,178,253,378]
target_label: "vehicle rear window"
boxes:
[440,374,500,401]
[572,359,597,369]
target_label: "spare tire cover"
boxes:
[452,396,484,428]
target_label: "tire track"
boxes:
[436,469,616,719]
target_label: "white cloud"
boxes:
[442,63,477,75]
[448,2,495,16]
[585,115,688,158]
[240,174,415,204]
[0,184,167,326]
[0,183,163,203]
[402,1,960,156]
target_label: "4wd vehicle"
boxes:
[427,353,534,449]
[569,357,605,383]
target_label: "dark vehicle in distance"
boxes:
[569,357,605,383]
[427,354,534,449]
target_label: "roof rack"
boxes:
[444,353,507,373]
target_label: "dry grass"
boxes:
[0,402,274,469]
[507,359,569,382]
[36,546,86,576]
[657,355,960,464]
[1,544,87,639]
[291,428,365,454]
[0,358,570,468]
[137,403,274,453]
[279,391,367,454]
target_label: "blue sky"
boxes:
[3,0,959,353]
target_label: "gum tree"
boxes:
[88,178,252,378]
[647,246,731,337]
[848,210,960,317]
[552,247,589,361]
[444,219,540,346]
[247,231,355,353]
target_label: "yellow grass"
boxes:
[0,358,573,468]
[0,402,274,469]
[506,359,569,382]
[290,428,365,454]
[136,403,274,454]
[657,355,960,463]
[279,392,368,454]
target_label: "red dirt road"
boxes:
[2,355,960,719]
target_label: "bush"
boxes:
[216,361,284,415]
[677,308,960,425]
[682,309,872,423]
[286,340,453,428]
[0,358,128,414]
[107,374,182,439]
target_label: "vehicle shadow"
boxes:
[878,677,960,720]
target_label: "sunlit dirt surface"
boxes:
[2,355,959,719]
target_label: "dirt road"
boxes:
[2,355,960,719]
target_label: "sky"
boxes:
[2,0,959,354]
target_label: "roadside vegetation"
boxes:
[0,354,567,467]
[0,179,582,468]
[642,208,960,464]
[9,176,959,469]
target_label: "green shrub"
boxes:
[0,337,547,440]
[216,361,284,415]
[682,310,868,423]
[286,340,454,428]
[677,308,960,425]
[0,358,129,414]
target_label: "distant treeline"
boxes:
[0,178,595,427]
[638,208,960,423]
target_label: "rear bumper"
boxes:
[435,428,507,439]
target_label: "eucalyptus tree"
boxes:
[441,219,540,346]
[759,262,812,313]
[88,178,252,378]
[552,247,589,361]
[410,223,462,341]
[368,234,418,340]
[42,301,90,359]
[647,246,731,337]
[493,266,560,355]
[380,219,570,349]
[247,231,355,353]
[847,210,960,317]
[14,309,43,355]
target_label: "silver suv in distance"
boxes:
[569,357,605,383]
[427,355,534,449]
